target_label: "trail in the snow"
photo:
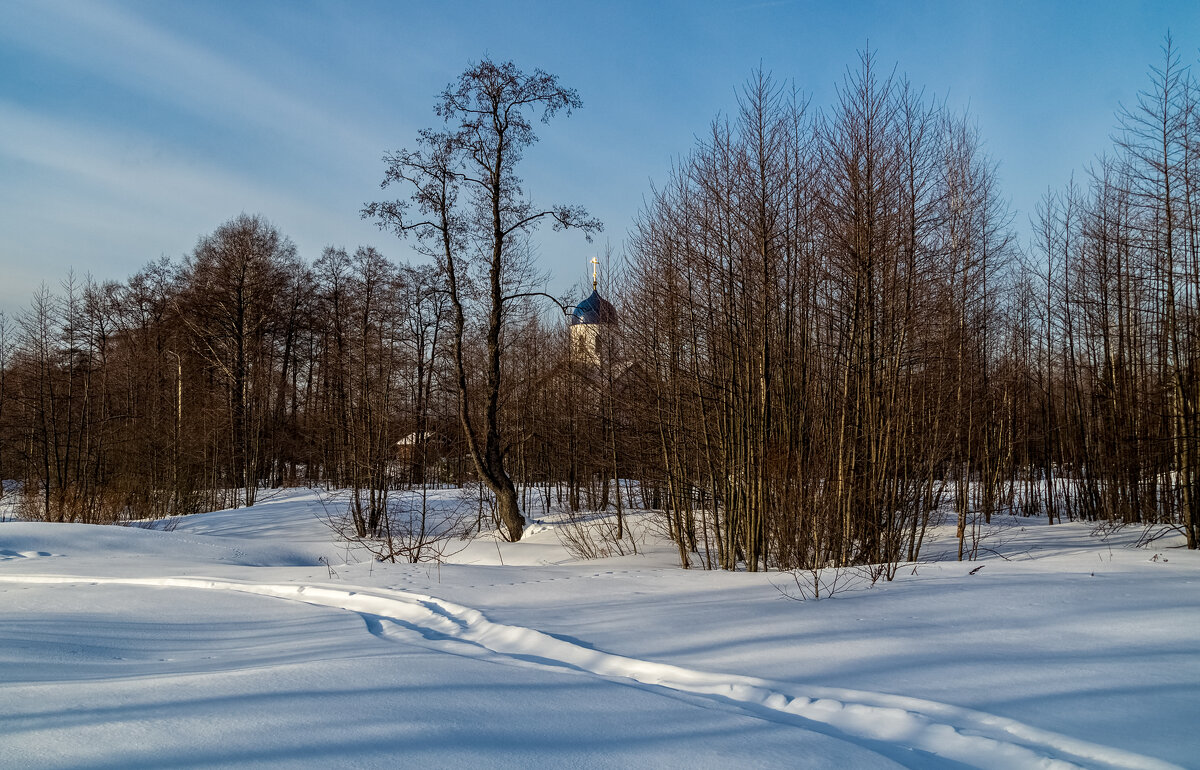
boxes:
[0,574,1178,770]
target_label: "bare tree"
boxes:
[365,59,601,541]
[178,214,299,508]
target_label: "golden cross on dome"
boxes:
[590,256,599,290]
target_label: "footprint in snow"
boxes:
[0,549,59,561]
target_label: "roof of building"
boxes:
[570,289,617,326]
[395,431,440,446]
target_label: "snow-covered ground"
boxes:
[1,488,1196,769]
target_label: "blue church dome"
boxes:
[570,289,617,325]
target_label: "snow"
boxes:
[1,488,1196,768]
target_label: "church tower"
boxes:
[570,257,616,365]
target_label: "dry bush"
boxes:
[331,488,473,564]
[554,509,638,560]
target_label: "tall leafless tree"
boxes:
[365,59,601,541]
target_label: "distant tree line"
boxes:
[0,47,1197,567]
[0,215,454,528]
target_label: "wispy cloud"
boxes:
[0,100,385,311]
[0,0,389,153]
[0,0,406,310]
[0,101,297,213]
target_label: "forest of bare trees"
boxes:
[1,48,1198,569]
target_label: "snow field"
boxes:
[1,489,1196,768]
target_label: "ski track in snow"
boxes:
[0,573,1178,770]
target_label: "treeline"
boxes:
[620,59,1013,571]
[1,46,1197,568]
[616,45,1200,569]
[0,207,620,534]
[0,215,456,528]
[1024,38,1200,544]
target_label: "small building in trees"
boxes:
[570,258,617,365]
[394,431,451,484]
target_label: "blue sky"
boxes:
[1,0,1198,312]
